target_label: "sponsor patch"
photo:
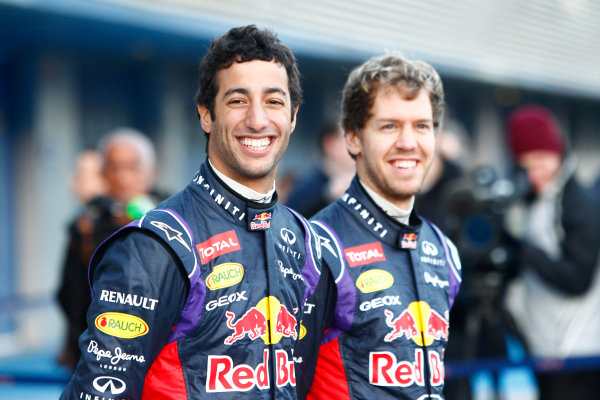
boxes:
[401,233,418,249]
[197,230,241,264]
[95,312,149,339]
[421,240,439,256]
[92,376,127,395]
[250,211,272,230]
[344,242,386,267]
[206,263,244,290]
[356,269,394,293]
[207,349,295,392]
[370,349,444,387]
[99,290,158,310]
[224,297,297,345]
[383,302,449,346]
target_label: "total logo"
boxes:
[207,349,295,392]
[224,297,297,345]
[344,242,386,267]
[197,230,241,264]
[383,302,449,345]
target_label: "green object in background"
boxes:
[126,196,156,220]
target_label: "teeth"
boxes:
[393,160,417,169]
[240,137,271,150]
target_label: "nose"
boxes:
[394,127,417,150]
[245,103,269,132]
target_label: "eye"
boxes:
[381,123,396,131]
[228,98,245,105]
[267,98,285,107]
[416,122,432,131]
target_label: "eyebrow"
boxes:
[375,117,433,124]
[222,87,288,98]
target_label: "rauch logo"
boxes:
[95,312,149,339]
[206,263,244,290]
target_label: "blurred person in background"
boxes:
[60,25,333,399]
[298,53,462,400]
[70,149,107,204]
[56,128,160,369]
[503,105,600,399]
[416,118,469,232]
[286,119,355,217]
[416,119,471,399]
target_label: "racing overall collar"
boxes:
[190,161,278,232]
[338,176,423,250]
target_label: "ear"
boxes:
[289,104,300,133]
[345,129,362,157]
[197,104,212,133]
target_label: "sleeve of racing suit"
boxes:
[60,230,189,400]
[295,263,337,400]
[519,187,600,295]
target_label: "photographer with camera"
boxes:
[503,105,600,399]
[56,128,162,369]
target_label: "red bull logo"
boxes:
[384,302,449,346]
[224,297,297,345]
[370,348,444,387]
[250,212,272,230]
[401,233,418,249]
[207,349,295,392]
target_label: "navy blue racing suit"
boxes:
[298,177,462,400]
[59,161,326,399]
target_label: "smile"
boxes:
[392,160,417,169]
[240,137,271,151]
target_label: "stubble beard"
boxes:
[209,123,290,183]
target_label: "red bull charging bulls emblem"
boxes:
[224,296,297,345]
[384,301,449,346]
[250,212,272,230]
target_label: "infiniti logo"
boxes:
[280,228,296,245]
[93,376,126,395]
[422,241,438,256]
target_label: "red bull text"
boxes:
[250,212,272,230]
[370,349,444,387]
[207,349,295,392]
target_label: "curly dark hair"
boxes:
[195,25,303,122]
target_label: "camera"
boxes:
[446,166,529,273]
